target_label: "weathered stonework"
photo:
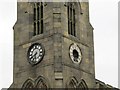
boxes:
[9,1,118,89]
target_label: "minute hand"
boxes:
[30,52,37,59]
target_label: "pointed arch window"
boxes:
[35,76,48,88]
[68,2,76,37]
[66,77,78,88]
[78,79,88,90]
[22,79,34,89]
[68,79,77,88]
[66,77,88,90]
[34,2,43,36]
[22,76,49,89]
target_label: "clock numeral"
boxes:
[72,46,75,50]
[39,49,42,52]
[39,53,42,56]
[36,46,38,49]
[30,52,32,55]
[29,56,31,59]
[36,59,38,62]
[70,49,73,53]
[31,49,33,52]
[70,53,73,56]
[38,56,40,59]
[38,46,41,49]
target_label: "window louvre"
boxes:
[68,3,76,37]
[33,2,43,36]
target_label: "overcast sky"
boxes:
[0,0,118,89]
[89,0,118,88]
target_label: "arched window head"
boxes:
[22,79,34,89]
[68,2,76,37]
[36,79,47,88]
[22,76,50,89]
[77,79,88,90]
[66,76,78,88]
[35,76,49,89]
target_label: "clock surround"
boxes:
[69,43,82,64]
[27,43,45,65]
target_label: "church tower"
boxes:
[10,0,96,88]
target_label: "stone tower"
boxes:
[10,0,95,88]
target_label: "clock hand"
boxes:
[31,52,37,61]
[30,52,37,60]
[34,52,37,57]
[34,52,38,59]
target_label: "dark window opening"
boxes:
[68,3,76,37]
[33,2,43,36]
[34,22,36,35]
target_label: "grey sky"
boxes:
[89,0,118,88]
[0,0,118,89]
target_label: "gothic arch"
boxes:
[22,79,34,89]
[65,1,82,14]
[66,1,82,38]
[66,76,78,88]
[35,76,50,88]
[22,76,50,89]
[77,79,88,90]
[74,1,82,13]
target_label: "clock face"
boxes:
[69,43,82,64]
[27,43,45,65]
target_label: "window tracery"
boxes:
[68,2,76,37]
[22,76,49,89]
[33,2,43,36]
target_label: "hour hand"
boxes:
[30,52,37,59]
[34,52,37,56]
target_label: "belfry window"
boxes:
[68,3,76,37]
[34,2,43,36]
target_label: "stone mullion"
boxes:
[37,2,40,35]
[34,3,37,36]
[71,3,74,36]
[68,3,70,35]
[73,8,75,36]
[41,2,43,34]
[70,3,72,36]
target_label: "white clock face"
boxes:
[69,43,82,64]
[27,43,45,65]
